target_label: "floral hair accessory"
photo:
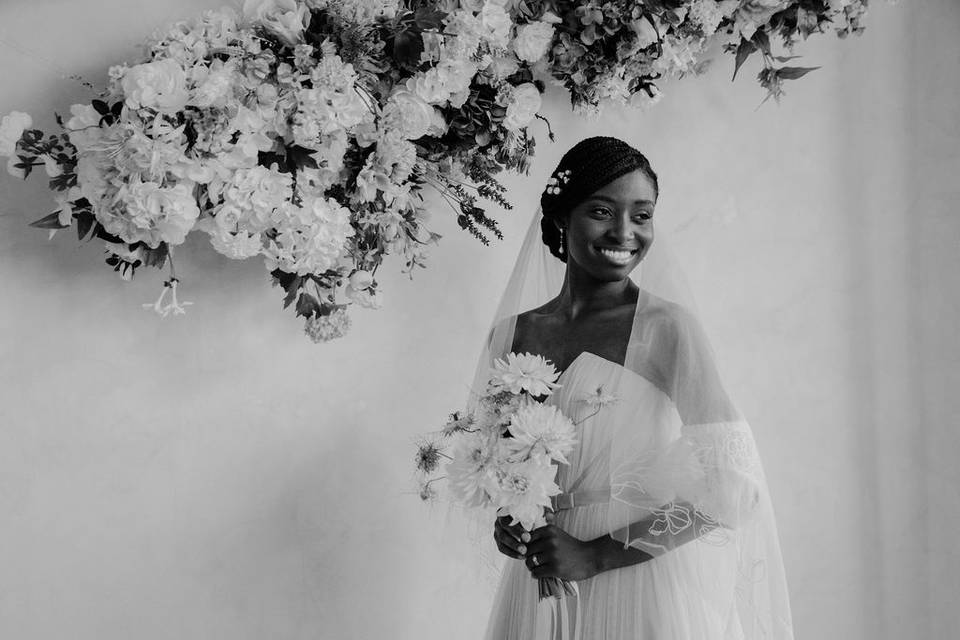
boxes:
[545,168,572,196]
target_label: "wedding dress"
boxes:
[472,210,793,640]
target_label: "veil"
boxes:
[467,205,794,638]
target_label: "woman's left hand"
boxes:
[523,519,601,582]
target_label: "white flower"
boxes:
[304,307,352,342]
[293,64,369,145]
[688,0,726,33]
[512,20,555,64]
[220,164,293,231]
[505,403,577,465]
[65,103,100,141]
[652,34,703,78]
[354,156,393,203]
[242,0,308,46]
[733,0,790,39]
[406,58,477,106]
[502,83,541,131]
[190,60,238,109]
[0,111,31,157]
[492,458,562,531]
[382,90,434,140]
[347,286,382,309]
[486,55,519,80]
[426,107,449,137]
[491,351,560,397]
[630,16,660,49]
[376,130,417,181]
[580,384,619,408]
[263,196,355,275]
[121,59,191,113]
[108,177,201,247]
[478,2,513,49]
[446,432,499,508]
[348,269,374,290]
[208,229,264,259]
[41,154,63,177]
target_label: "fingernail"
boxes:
[518,545,526,555]
[521,533,531,543]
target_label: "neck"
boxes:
[554,262,638,321]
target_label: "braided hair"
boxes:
[540,137,659,263]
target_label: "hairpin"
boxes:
[545,168,572,196]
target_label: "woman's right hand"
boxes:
[493,515,531,559]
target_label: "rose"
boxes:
[0,111,31,157]
[121,59,190,113]
[503,83,541,131]
[242,0,307,46]
[512,21,555,64]
[382,90,434,140]
[479,2,513,48]
[348,270,374,290]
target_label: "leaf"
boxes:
[92,99,110,116]
[111,101,124,118]
[15,157,34,179]
[752,30,771,56]
[393,30,424,68]
[413,6,445,30]
[773,55,801,63]
[92,222,123,244]
[282,276,302,309]
[732,39,757,81]
[295,292,322,319]
[286,145,319,171]
[777,66,820,80]
[76,214,93,240]
[29,211,70,230]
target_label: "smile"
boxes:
[597,247,637,265]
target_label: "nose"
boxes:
[608,210,634,243]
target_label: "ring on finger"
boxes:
[531,554,539,567]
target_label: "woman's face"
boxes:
[562,169,656,282]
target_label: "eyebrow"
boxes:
[585,195,656,206]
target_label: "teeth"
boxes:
[599,248,634,264]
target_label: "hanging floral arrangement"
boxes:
[0,0,871,341]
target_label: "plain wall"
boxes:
[0,1,957,638]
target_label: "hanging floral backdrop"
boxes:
[0,0,869,341]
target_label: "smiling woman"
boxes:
[478,137,792,639]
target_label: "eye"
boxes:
[589,207,612,218]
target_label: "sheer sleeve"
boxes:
[608,297,764,556]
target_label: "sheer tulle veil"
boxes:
[463,201,794,638]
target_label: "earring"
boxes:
[558,228,566,256]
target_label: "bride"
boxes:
[475,137,794,639]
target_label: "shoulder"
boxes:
[636,290,699,341]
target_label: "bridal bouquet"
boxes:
[415,352,578,599]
